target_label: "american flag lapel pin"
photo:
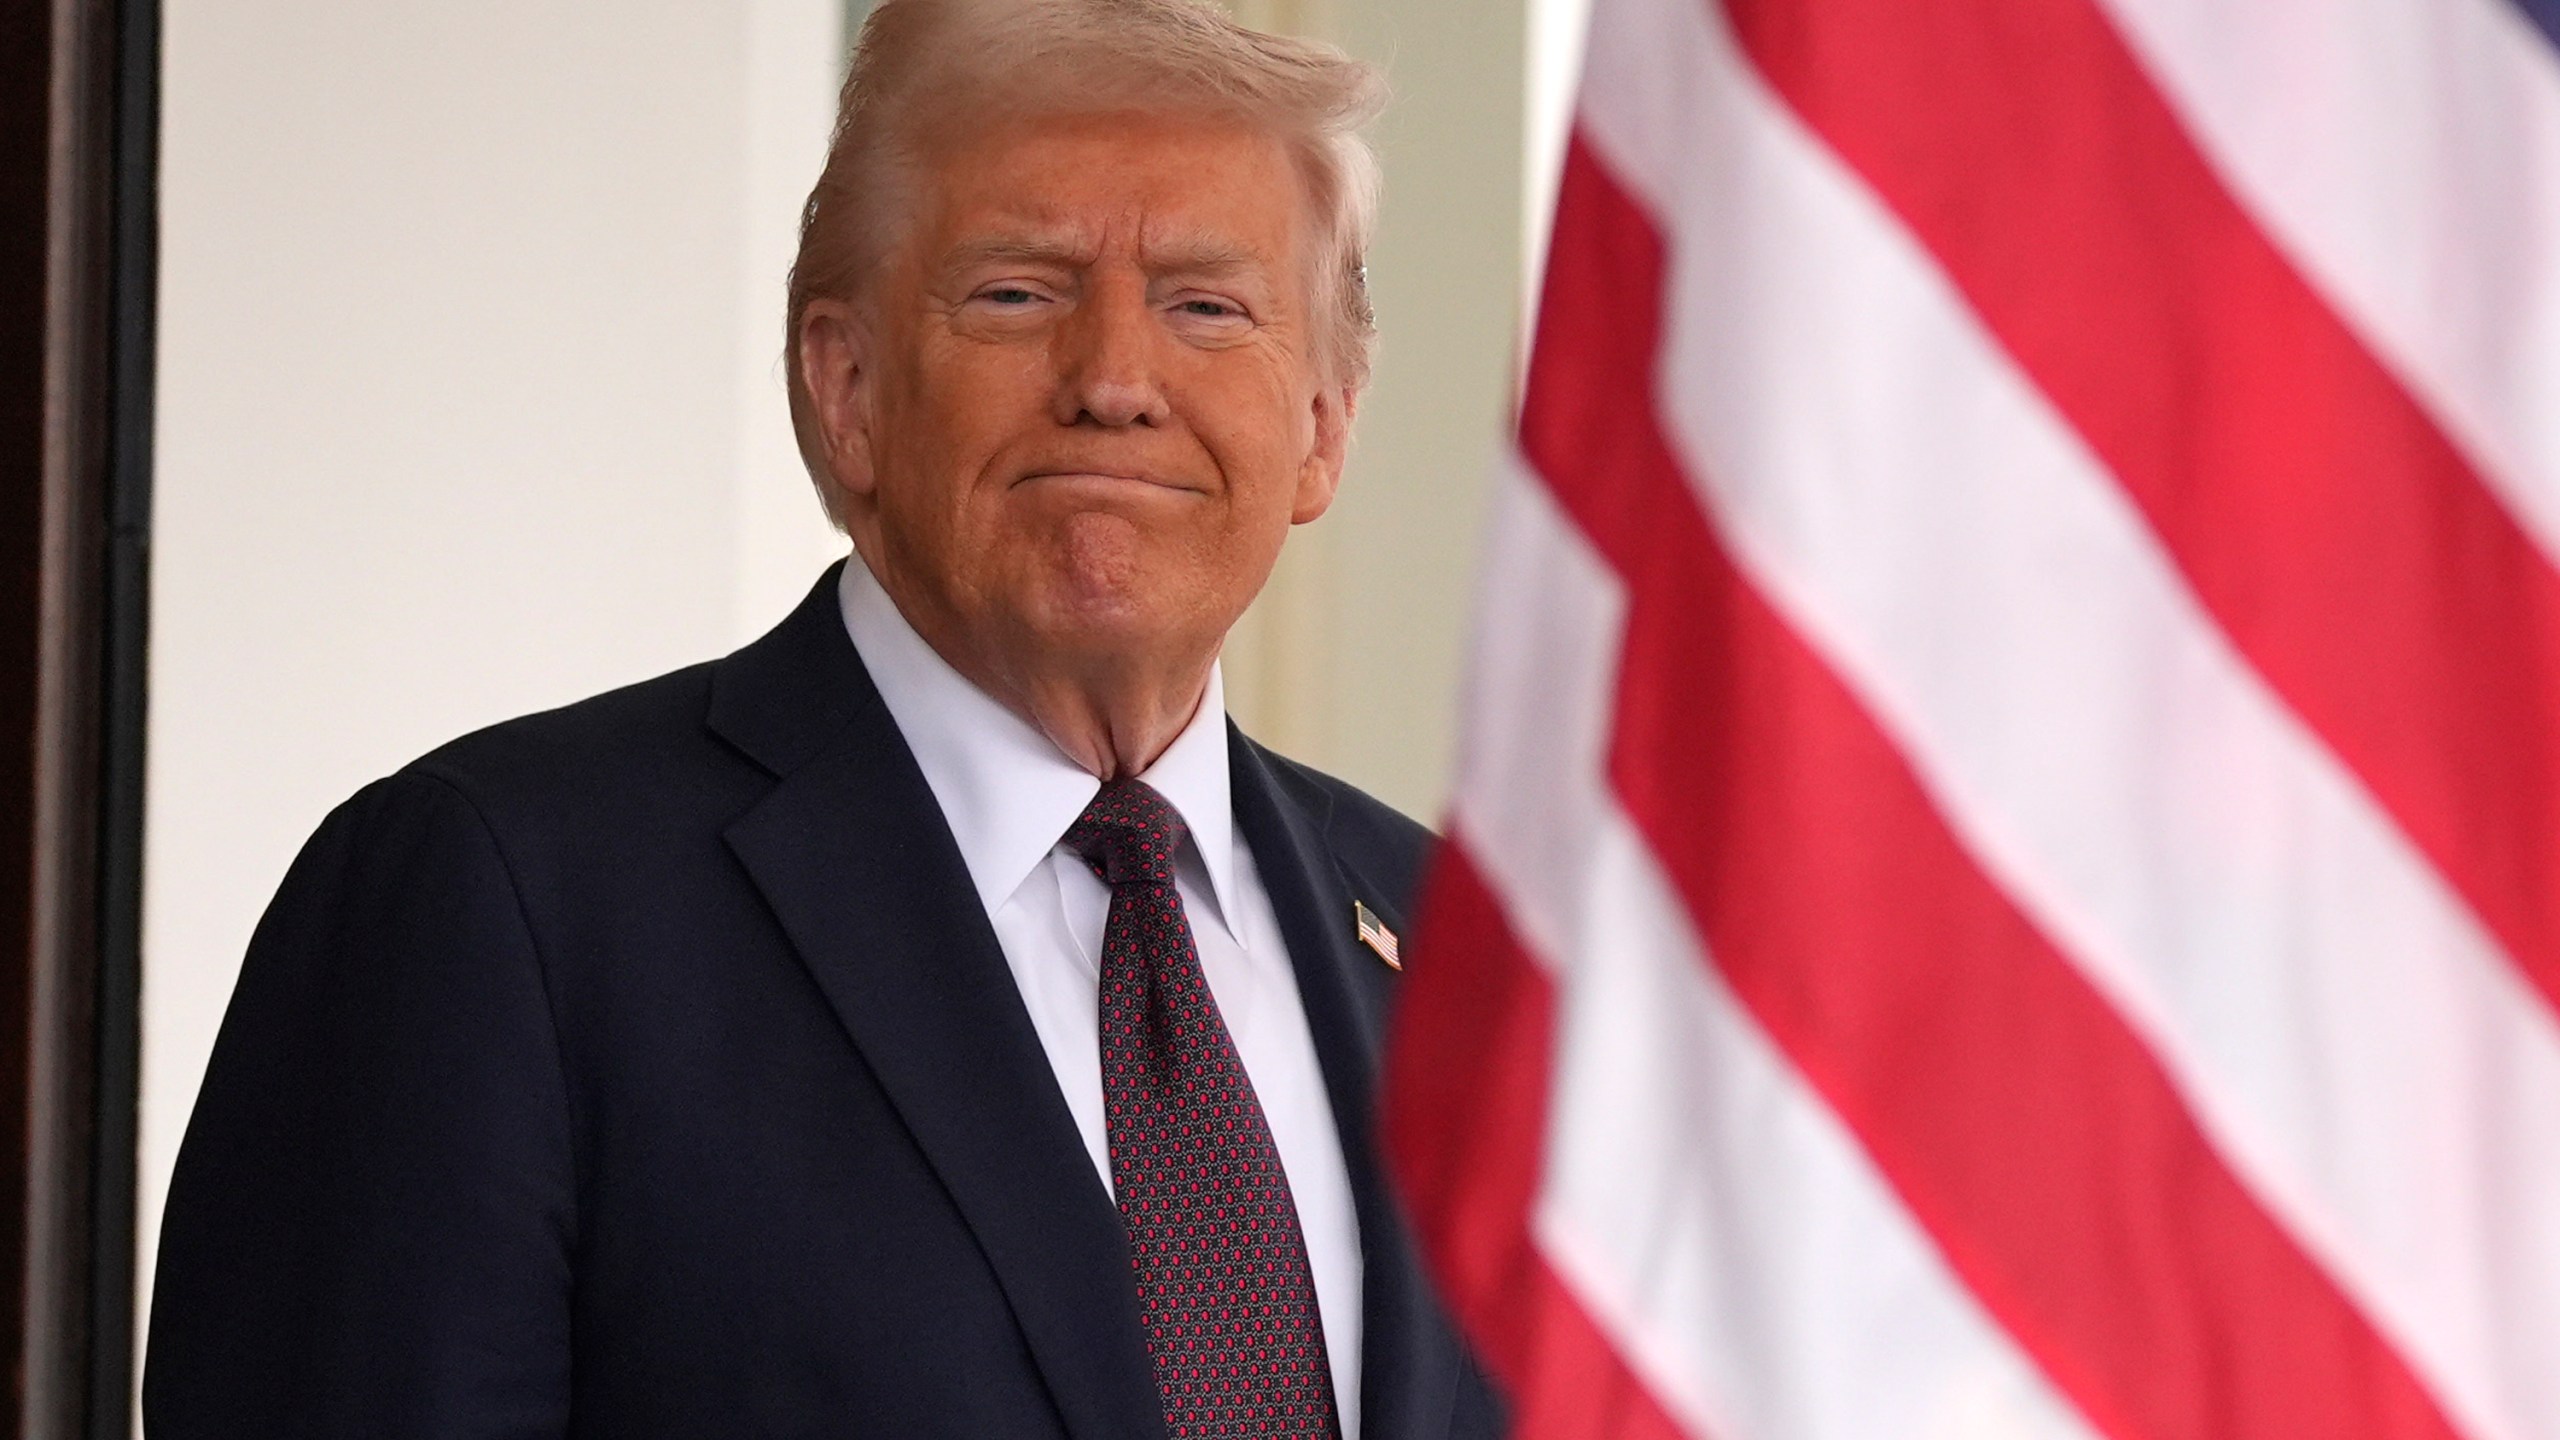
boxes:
[1353,899,1402,971]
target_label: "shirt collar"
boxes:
[837,559,1243,941]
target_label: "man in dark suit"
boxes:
[143,0,1504,1436]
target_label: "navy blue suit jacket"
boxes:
[144,565,1505,1439]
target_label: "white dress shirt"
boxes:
[837,560,1364,1434]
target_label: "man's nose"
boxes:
[1054,277,1170,428]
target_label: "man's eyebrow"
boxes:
[933,232,1272,280]
[937,235,1095,272]
[1143,236,1266,276]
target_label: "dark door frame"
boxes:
[4,0,156,1434]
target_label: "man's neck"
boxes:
[1004,663,1214,781]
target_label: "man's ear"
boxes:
[1292,384,1356,525]
[798,299,878,506]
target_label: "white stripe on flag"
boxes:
[1573,0,2560,1435]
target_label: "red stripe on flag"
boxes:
[1714,0,2560,1019]
[1527,130,2465,1440]
[1384,843,1702,1440]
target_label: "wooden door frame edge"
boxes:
[21,0,155,1433]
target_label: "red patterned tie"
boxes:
[1064,779,1341,1440]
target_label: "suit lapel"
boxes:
[711,570,1164,1440]
[1230,731,1463,1440]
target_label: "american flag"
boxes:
[1382,0,2560,1436]
[1357,899,1405,971]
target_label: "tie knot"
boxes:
[1065,779,1186,888]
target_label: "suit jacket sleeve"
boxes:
[145,771,577,1439]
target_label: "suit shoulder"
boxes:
[392,658,746,830]
[1256,747,1438,916]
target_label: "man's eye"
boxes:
[1177,299,1241,318]
[980,287,1042,305]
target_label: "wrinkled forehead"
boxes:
[895,109,1323,280]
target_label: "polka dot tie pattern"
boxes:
[1064,779,1341,1440]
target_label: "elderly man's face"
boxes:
[810,109,1350,702]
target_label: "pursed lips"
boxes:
[1015,468,1202,495]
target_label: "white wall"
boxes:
[141,0,849,1350]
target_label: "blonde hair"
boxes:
[784,0,1387,524]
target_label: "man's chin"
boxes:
[1021,604,1184,664]
[1011,586,1229,680]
